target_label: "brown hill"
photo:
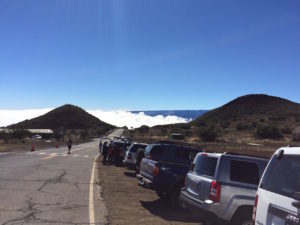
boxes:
[8,104,115,131]
[193,94,300,126]
[130,94,300,144]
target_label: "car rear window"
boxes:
[230,160,259,185]
[173,147,199,163]
[130,144,147,152]
[149,146,164,161]
[260,155,300,198]
[194,154,218,177]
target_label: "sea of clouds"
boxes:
[0,109,190,128]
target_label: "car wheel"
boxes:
[169,185,183,208]
[156,190,169,200]
[231,210,252,225]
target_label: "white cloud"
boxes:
[87,110,191,128]
[0,109,190,128]
[0,109,53,127]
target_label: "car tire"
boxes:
[156,190,169,200]
[169,185,183,208]
[231,209,252,225]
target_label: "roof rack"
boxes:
[224,152,269,159]
[287,145,300,147]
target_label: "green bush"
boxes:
[197,126,218,142]
[255,125,283,140]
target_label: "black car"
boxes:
[136,141,201,206]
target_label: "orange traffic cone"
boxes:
[31,144,35,151]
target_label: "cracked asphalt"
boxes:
[0,140,107,225]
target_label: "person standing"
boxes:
[67,139,72,154]
[99,140,103,153]
[108,142,113,164]
[102,142,108,165]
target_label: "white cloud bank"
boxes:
[0,109,190,128]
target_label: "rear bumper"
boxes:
[180,189,228,224]
[136,174,153,188]
[123,161,135,169]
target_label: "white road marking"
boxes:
[89,158,96,224]
[72,154,79,158]
[84,155,89,158]
[39,152,46,155]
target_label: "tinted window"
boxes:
[194,155,218,177]
[174,147,199,163]
[150,146,164,160]
[230,160,259,185]
[130,144,147,152]
[261,155,300,198]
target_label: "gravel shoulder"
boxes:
[97,158,206,225]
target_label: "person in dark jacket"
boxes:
[67,139,72,154]
[102,142,108,164]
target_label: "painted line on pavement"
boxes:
[89,157,96,224]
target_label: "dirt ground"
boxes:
[97,158,209,225]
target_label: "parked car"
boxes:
[180,152,268,225]
[136,141,201,206]
[123,143,148,169]
[253,146,300,225]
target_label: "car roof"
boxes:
[132,143,148,145]
[196,152,222,158]
[275,146,300,155]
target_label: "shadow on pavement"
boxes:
[140,199,209,224]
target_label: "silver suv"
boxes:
[180,152,268,225]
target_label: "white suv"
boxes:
[253,146,300,225]
[123,143,147,169]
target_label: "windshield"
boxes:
[261,155,300,198]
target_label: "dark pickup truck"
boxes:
[137,141,201,206]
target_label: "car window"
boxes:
[230,160,259,185]
[260,155,300,198]
[173,147,199,163]
[194,154,218,177]
[130,144,146,152]
[150,146,164,161]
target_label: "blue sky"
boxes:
[0,0,299,110]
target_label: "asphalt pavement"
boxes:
[0,139,107,225]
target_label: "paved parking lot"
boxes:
[97,158,210,225]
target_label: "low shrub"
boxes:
[236,123,249,131]
[255,125,283,140]
[292,127,300,141]
[281,127,292,134]
[197,126,218,142]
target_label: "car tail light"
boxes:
[128,153,132,160]
[252,195,258,225]
[153,166,159,177]
[209,181,221,202]
[147,154,152,160]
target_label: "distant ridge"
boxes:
[192,94,300,126]
[8,104,115,130]
[134,94,300,143]
[131,110,208,120]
